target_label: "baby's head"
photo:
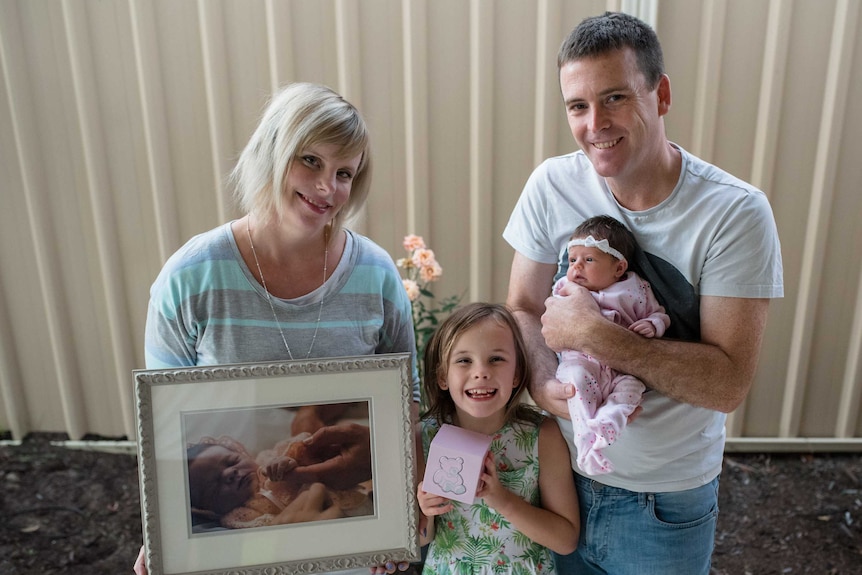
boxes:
[566,215,636,291]
[187,438,260,517]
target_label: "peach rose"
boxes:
[403,235,426,252]
[411,248,436,269]
[419,262,443,283]
[402,279,420,302]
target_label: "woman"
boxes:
[135,82,417,575]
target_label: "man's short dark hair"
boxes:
[557,11,665,89]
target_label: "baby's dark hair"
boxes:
[421,302,542,426]
[571,215,637,263]
[186,443,218,512]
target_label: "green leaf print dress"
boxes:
[421,419,556,575]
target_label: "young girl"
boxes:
[417,303,579,574]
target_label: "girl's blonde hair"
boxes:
[230,82,372,237]
[421,302,542,426]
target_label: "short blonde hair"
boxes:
[231,82,372,235]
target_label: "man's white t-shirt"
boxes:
[503,144,783,491]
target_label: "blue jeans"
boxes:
[554,472,719,575]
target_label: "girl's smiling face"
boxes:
[188,444,260,516]
[440,317,519,433]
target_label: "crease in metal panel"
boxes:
[781,0,859,438]
[0,4,29,440]
[197,0,232,223]
[265,0,294,92]
[837,264,862,437]
[533,0,561,168]
[619,0,658,27]
[469,0,493,302]
[750,0,793,197]
[334,0,366,232]
[129,0,178,262]
[0,1,86,439]
[61,0,136,437]
[690,0,726,161]
[0,283,28,439]
[833,1,862,439]
[335,0,362,105]
[402,0,430,237]
[728,0,794,439]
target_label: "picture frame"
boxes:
[134,353,419,575]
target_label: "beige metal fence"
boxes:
[1,0,860,449]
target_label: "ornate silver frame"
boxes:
[134,353,418,575]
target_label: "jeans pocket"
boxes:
[647,479,719,528]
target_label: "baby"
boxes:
[187,432,372,530]
[553,215,670,474]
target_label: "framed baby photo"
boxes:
[134,353,420,575]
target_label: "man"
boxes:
[503,12,783,574]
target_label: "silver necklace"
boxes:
[246,217,328,360]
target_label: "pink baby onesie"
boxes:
[553,272,670,474]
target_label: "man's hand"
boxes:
[290,423,372,490]
[541,286,602,353]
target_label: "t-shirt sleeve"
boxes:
[502,162,560,265]
[699,191,784,299]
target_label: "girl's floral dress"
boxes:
[421,419,556,575]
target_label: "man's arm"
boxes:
[506,252,572,418]
[543,284,769,413]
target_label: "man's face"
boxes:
[559,47,670,183]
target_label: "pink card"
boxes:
[422,424,492,505]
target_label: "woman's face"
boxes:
[282,142,362,234]
[188,445,259,516]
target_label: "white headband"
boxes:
[567,235,626,263]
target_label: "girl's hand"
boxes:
[417,481,453,516]
[475,452,510,509]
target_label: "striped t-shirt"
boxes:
[145,223,419,401]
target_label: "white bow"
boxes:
[566,235,625,262]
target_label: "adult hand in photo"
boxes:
[272,482,343,525]
[291,423,372,490]
[290,403,350,435]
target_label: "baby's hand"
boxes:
[263,455,297,481]
[629,319,657,338]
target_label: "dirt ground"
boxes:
[1,434,861,575]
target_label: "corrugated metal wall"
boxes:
[1,0,860,448]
